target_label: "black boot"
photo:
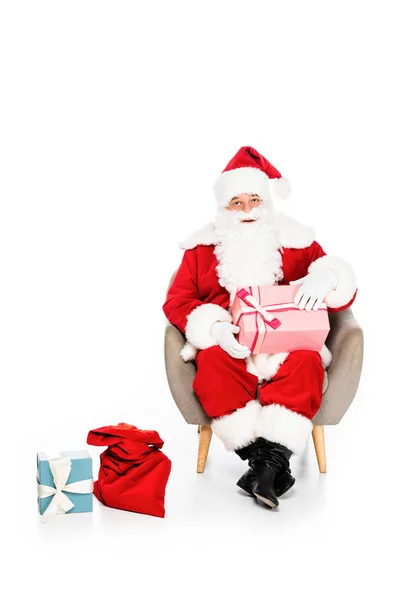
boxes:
[275,469,295,497]
[235,438,293,508]
[236,438,295,497]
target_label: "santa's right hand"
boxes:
[210,322,251,359]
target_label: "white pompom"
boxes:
[272,176,291,199]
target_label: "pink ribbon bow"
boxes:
[236,288,282,330]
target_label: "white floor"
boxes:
[17,376,397,599]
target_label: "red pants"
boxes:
[193,346,324,453]
[194,346,324,420]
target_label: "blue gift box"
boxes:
[37,450,93,516]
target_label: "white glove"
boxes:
[290,269,338,312]
[210,321,251,359]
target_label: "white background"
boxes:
[1,1,399,598]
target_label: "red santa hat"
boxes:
[213,146,291,208]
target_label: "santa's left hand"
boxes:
[289,269,338,311]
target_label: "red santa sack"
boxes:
[87,423,171,518]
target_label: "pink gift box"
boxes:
[231,285,330,354]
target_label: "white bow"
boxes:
[37,455,93,523]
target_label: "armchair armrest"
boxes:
[164,324,211,425]
[313,309,364,426]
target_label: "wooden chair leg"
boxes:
[197,425,212,473]
[312,425,327,473]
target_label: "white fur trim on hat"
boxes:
[185,303,232,351]
[255,403,313,455]
[308,255,357,309]
[211,400,261,451]
[213,167,271,208]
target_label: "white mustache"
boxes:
[235,207,261,221]
[214,202,274,231]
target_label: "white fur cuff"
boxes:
[308,255,357,309]
[255,404,312,455]
[185,303,232,350]
[211,400,261,451]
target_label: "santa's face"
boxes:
[227,193,262,222]
[214,192,274,232]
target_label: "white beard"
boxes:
[213,201,283,300]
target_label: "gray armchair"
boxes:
[164,276,363,474]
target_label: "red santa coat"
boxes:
[164,214,357,374]
[163,214,357,453]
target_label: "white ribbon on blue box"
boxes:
[37,451,93,523]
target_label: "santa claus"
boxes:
[163,146,357,509]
